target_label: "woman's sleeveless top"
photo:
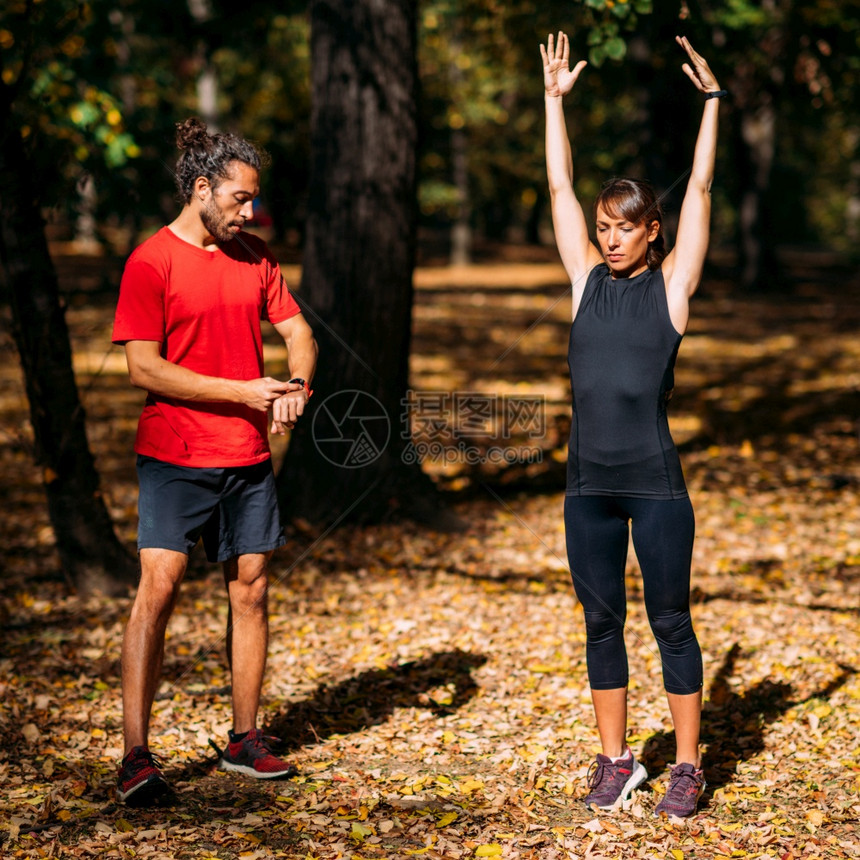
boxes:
[566,263,688,499]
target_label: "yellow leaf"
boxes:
[115,819,135,833]
[671,850,684,860]
[441,732,456,745]
[436,812,458,828]
[351,822,374,842]
[475,846,502,857]
[461,779,484,793]
[806,809,826,827]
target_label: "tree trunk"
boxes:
[188,0,219,129]
[727,22,784,292]
[0,96,138,595]
[277,0,454,530]
[449,32,471,266]
[450,123,472,266]
[735,100,778,290]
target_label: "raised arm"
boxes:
[662,36,723,332]
[541,31,603,315]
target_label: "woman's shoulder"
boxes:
[584,262,610,286]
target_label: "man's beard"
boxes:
[200,204,240,243]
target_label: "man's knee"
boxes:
[136,551,186,612]
[227,555,269,609]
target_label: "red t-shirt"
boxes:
[112,227,301,467]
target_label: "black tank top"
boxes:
[566,263,687,499]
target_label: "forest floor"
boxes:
[1,246,859,859]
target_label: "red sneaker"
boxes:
[219,729,298,779]
[116,746,171,807]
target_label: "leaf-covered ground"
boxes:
[1,248,859,858]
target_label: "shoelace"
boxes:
[246,732,283,754]
[586,759,618,788]
[665,768,701,800]
[126,748,164,775]
[587,757,630,789]
[586,759,603,788]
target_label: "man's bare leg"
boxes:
[121,548,188,754]
[223,551,270,733]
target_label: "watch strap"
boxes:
[289,377,313,398]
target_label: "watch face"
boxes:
[290,378,305,386]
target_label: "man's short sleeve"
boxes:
[112,257,167,345]
[260,247,301,325]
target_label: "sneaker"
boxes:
[655,762,706,818]
[219,729,298,779]
[116,746,171,807]
[583,747,648,811]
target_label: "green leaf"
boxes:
[588,44,607,67]
[604,37,627,61]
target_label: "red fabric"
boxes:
[112,227,301,467]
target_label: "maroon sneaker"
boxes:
[583,747,648,811]
[655,762,706,817]
[116,746,171,807]
[219,729,298,779]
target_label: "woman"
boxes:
[541,31,724,817]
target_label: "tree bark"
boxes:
[735,99,777,290]
[0,92,138,595]
[726,21,785,292]
[277,0,454,530]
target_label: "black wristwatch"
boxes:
[289,377,313,398]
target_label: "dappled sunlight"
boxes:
[0,251,858,857]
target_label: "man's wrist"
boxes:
[289,377,313,398]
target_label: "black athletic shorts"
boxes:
[136,455,285,563]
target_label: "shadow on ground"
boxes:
[640,643,857,798]
[266,648,488,749]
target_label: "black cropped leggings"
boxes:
[564,495,702,695]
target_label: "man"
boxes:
[112,118,318,807]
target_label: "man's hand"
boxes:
[270,382,308,434]
[240,377,290,412]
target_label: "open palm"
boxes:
[541,31,587,98]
